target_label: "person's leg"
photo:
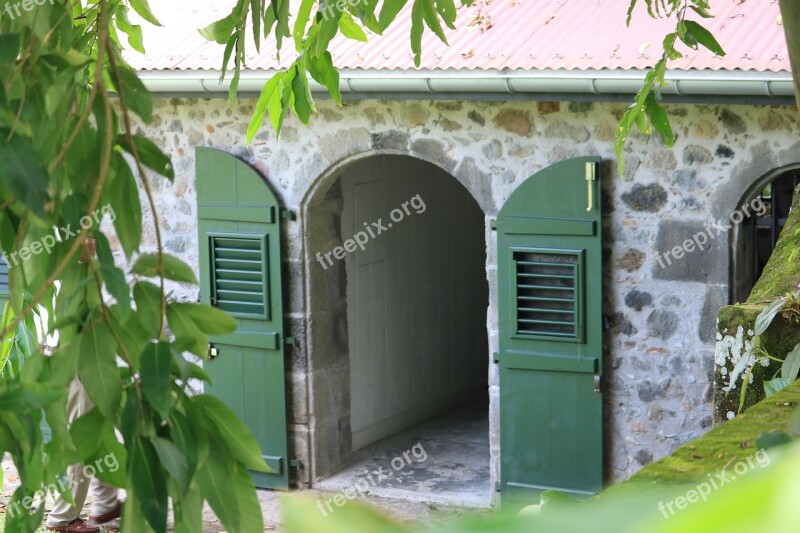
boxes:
[45,463,93,527]
[87,476,120,519]
[45,380,95,528]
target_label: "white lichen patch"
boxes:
[714,325,763,392]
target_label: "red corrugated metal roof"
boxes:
[124,0,790,72]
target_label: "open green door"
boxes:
[497,156,603,506]
[195,147,289,489]
[0,261,7,309]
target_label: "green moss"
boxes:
[603,380,800,496]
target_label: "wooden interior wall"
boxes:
[341,155,488,450]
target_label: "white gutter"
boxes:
[138,69,796,102]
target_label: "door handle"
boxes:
[586,162,596,212]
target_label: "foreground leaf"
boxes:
[77,325,121,418]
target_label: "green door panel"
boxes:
[195,147,289,489]
[498,157,603,507]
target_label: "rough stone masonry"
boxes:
[116,97,800,495]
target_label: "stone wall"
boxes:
[123,97,800,493]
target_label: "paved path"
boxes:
[3,456,487,532]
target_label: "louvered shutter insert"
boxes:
[0,261,8,295]
[209,234,269,319]
[514,249,583,340]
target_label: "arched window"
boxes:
[732,166,800,302]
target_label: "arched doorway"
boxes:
[304,154,491,504]
[732,165,800,302]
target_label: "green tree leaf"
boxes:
[195,434,264,532]
[116,67,153,123]
[115,6,146,53]
[70,408,109,462]
[781,343,800,381]
[129,0,162,26]
[764,377,791,397]
[293,0,316,49]
[116,135,175,181]
[194,394,270,472]
[128,436,169,532]
[291,67,315,123]
[421,0,447,44]
[108,152,143,259]
[153,437,191,494]
[90,425,128,487]
[645,92,674,145]
[0,33,20,64]
[306,51,341,104]
[168,303,237,336]
[77,325,121,418]
[140,342,172,417]
[755,298,786,335]
[339,12,369,41]
[247,71,283,142]
[133,281,163,338]
[96,233,132,319]
[199,14,238,44]
[0,381,61,411]
[167,304,207,357]
[379,0,410,30]
[133,253,197,283]
[0,133,50,218]
[683,20,726,56]
[410,0,424,66]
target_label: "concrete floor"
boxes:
[315,398,492,507]
[1,399,492,530]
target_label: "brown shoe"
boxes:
[46,519,100,533]
[89,501,123,523]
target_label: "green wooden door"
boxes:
[0,261,8,310]
[497,156,603,505]
[195,147,289,489]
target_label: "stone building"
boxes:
[122,0,799,506]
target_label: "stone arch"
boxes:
[300,140,495,215]
[299,145,494,484]
[729,162,800,302]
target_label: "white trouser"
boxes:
[45,380,118,527]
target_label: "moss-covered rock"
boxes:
[714,185,800,423]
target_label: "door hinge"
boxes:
[281,209,296,221]
[207,343,218,360]
[493,352,500,364]
[594,374,602,393]
[495,482,501,492]
[289,458,304,469]
[285,336,297,346]
[490,219,497,231]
